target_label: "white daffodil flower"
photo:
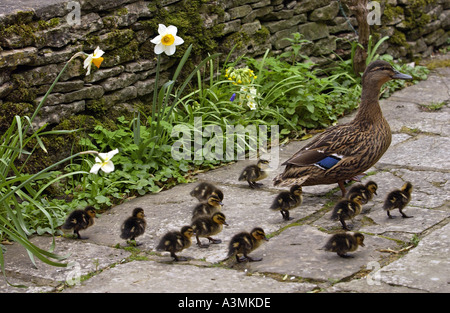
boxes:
[150,24,184,56]
[84,46,105,76]
[90,149,119,174]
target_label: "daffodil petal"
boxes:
[166,44,176,56]
[101,161,115,173]
[151,35,162,44]
[174,36,184,45]
[158,24,167,35]
[90,163,101,174]
[84,55,93,69]
[94,47,105,58]
[154,43,165,55]
[107,148,119,159]
[167,25,178,35]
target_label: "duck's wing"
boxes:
[282,123,364,169]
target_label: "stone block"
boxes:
[0,47,38,69]
[265,14,307,33]
[228,5,252,20]
[298,22,329,41]
[100,72,138,92]
[309,1,339,21]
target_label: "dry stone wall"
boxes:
[0,0,448,128]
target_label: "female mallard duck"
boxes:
[227,227,268,263]
[62,206,97,239]
[330,193,363,230]
[190,182,224,202]
[239,159,270,189]
[191,194,223,221]
[270,185,303,221]
[274,60,412,196]
[323,232,365,258]
[191,212,228,248]
[120,207,146,245]
[383,182,413,218]
[347,181,378,204]
[156,226,195,261]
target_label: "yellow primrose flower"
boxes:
[150,24,184,56]
[90,149,119,174]
[84,46,104,76]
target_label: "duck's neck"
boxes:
[354,80,384,123]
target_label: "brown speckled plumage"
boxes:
[274,60,412,196]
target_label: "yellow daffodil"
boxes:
[90,149,119,174]
[84,46,104,76]
[151,24,184,56]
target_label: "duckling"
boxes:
[383,182,413,218]
[62,206,97,239]
[156,226,194,261]
[323,232,365,258]
[239,159,270,189]
[347,180,378,204]
[270,185,303,221]
[191,212,228,248]
[191,194,223,221]
[120,207,146,245]
[227,227,269,263]
[190,182,224,202]
[330,193,363,230]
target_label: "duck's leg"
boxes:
[171,252,188,262]
[74,230,88,240]
[338,181,346,197]
[399,208,413,218]
[281,209,292,221]
[196,235,210,248]
[339,216,350,231]
[386,210,395,219]
[337,252,354,258]
[207,237,222,244]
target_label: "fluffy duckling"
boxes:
[330,193,363,230]
[324,232,365,258]
[62,206,97,239]
[120,207,146,245]
[383,182,413,218]
[190,182,224,202]
[270,185,303,221]
[239,159,270,189]
[227,227,269,263]
[156,226,195,261]
[191,194,223,221]
[347,180,378,204]
[191,212,228,248]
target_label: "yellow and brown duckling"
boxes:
[191,212,228,248]
[270,185,303,221]
[191,194,223,221]
[347,180,378,204]
[227,227,268,263]
[156,226,195,261]
[383,182,413,218]
[190,182,224,202]
[62,206,97,239]
[274,60,413,196]
[330,193,363,231]
[120,207,146,246]
[324,232,365,258]
[239,159,270,189]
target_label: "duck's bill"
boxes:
[392,70,413,80]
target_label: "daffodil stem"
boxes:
[151,54,161,140]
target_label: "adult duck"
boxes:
[274,60,412,196]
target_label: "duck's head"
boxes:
[365,181,378,195]
[400,181,413,196]
[207,194,224,207]
[348,193,363,205]
[84,206,97,218]
[132,207,146,219]
[362,60,412,87]
[290,185,303,196]
[353,232,365,247]
[181,226,195,238]
[257,159,270,169]
[212,212,228,226]
[251,227,269,242]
